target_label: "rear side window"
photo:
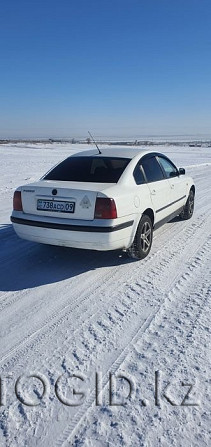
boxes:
[141,156,164,183]
[43,156,130,183]
[133,164,146,184]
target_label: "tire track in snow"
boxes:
[55,237,211,447]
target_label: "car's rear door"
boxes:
[140,155,172,223]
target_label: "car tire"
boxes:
[180,189,195,220]
[127,214,153,260]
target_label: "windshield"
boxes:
[43,156,130,183]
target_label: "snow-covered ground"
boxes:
[0,142,210,447]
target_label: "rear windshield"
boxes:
[43,156,130,183]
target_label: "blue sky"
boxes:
[0,0,211,138]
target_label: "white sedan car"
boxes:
[11,148,195,259]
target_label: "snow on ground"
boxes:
[0,143,210,447]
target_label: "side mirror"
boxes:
[178,168,185,175]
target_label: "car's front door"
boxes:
[157,156,187,214]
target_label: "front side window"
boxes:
[43,156,130,183]
[158,156,178,178]
[141,156,164,183]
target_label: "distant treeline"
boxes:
[0,138,211,147]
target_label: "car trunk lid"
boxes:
[20,180,114,220]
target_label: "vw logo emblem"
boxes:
[52,189,57,196]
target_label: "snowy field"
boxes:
[0,142,211,447]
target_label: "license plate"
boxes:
[37,199,75,213]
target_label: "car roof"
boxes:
[72,147,149,159]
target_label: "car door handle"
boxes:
[171,184,175,189]
[151,189,156,195]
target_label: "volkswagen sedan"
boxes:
[11,148,195,259]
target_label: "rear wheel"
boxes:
[180,189,195,220]
[127,214,153,259]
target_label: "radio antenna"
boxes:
[88,131,102,154]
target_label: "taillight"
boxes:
[13,191,23,211]
[94,198,117,219]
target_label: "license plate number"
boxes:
[37,199,75,213]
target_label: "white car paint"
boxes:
[11,148,194,253]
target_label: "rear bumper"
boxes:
[11,215,134,251]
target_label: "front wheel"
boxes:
[180,189,195,220]
[127,214,153,260]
